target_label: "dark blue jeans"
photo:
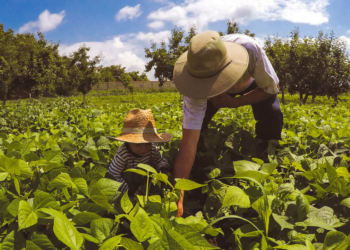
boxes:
[200,81,283,142]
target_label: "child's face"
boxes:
[129,143,152,156]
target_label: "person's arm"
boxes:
[173,128,201,217]
[209,87,275,109]
[108,153,129,193]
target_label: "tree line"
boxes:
[144,21,350,105]
[0,24,148,105]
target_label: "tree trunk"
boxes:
[29,93,32,102]
[281,88,285,105]
[312,94,316,103]
[2,99,5,106]
[303,93,309,104]
[299,92,303,105]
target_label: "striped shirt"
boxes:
[107,143,170,193]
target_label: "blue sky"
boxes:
[1,0,350,79]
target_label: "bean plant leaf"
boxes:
[121,190,133,214]
[39,208,83,250]
[72,212,102,225]
[161,226,196,249]
[130,207,154,242]
[18,200,38,230]
[121,237,143,250]
[175,179,206,191]
[1,230,26,250]
[30,232,56,250]
[272,213,294,230]
[296,193,310,221]
[323,231,348,250]
[33,190,59,210]
[91,218,115,243]
[222,186,250,208]
[98,235,122,250]
[233,160,260,173]
[174,224,219,249]
[137,163,157,174]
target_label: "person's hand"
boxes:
[209,93,240,108]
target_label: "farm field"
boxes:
[1,92,350,249]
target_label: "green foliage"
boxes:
[0,95,350,249]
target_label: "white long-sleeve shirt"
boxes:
[183,34,279,130]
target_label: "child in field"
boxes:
[106,108,173,196]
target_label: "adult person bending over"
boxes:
[172,31,283,217]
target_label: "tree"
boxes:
[145,26,193,86]
[0,24,16,105]
[128,71,149,81]
[68,45,102,104]
[120,72,134,101]
[264,36,291,104]
[226,19,255,37]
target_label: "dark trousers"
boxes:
[200,81,283,143]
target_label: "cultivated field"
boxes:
[1,92,350,249]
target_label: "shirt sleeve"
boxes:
[252,45,280,94]
[108,153,128,193]
[183,96,207,130]
[152,144,170,173]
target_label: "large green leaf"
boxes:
[91,218,115,243]
[89,187,116,213]
[296,193,310,221]
[33,190,59,210]
[175,179,206,191]
[73,178,89,196]
[98,235,122,250]
[161,226,196,250]
[40,208,83,250]
[18,200,38,230]
[43,150,62,163]
[121,190,133,214]
[73,212,102,225]
[323,231,349,250]
[130,207,154,242]
[272,213,294,230]
[233,160,260,173]
[222,186,250,208]
[91,178,121,201]
[1,230,26,250]
[174,224,219,249]
[137,163,157,174]
[121,237,143,250]
[29,232,56,250]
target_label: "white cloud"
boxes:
[347,30,350,34]
[59,31,171,80]
[19,10,65,33]
[115,4,142,21]
[135,31,171,42]
[148,0,330,31]
[340,36,350,52]
[148,21,165,29]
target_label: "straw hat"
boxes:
[108,109,173,143]
[174,31,249,99]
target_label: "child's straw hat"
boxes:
[109,109,173,143]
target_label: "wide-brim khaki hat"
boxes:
[108,109,173,144]
[174,31,249,99]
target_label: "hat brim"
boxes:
[174,42,249,99]
[107,133,173,144]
